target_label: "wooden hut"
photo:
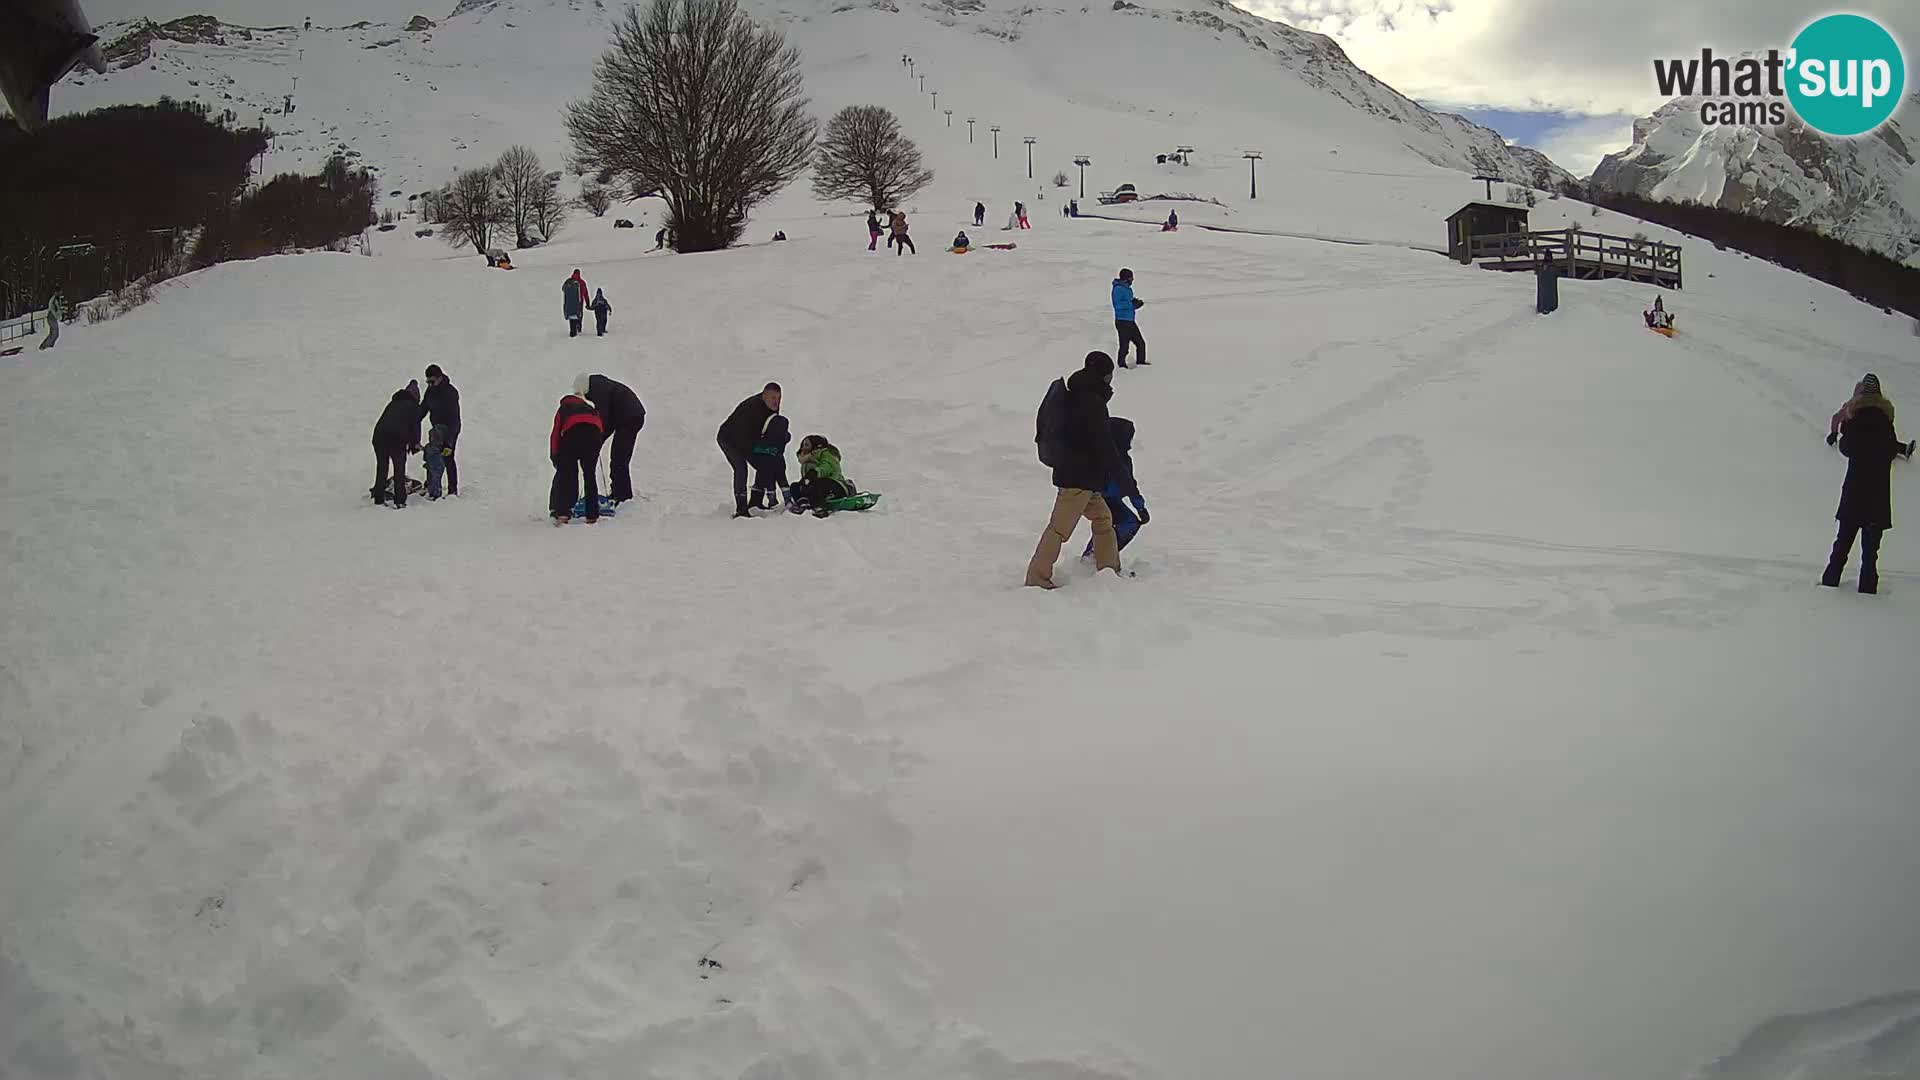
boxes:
[1445,201,1530,263]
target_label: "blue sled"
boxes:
[571,495,619,518]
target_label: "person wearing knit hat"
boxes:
[577,372,648,503]
[1822,373,1902,593]
[549,385,605,523]
[419,364,460,496]
[1827,373,1914,459]
[1026,351,1123,588]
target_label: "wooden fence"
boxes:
[0,310,45,347]
[1467,229,1683,288]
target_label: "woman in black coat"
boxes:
[1822,397,1899,594]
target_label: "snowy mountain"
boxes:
[1590,94,1920,265]
[60,0,1572,201]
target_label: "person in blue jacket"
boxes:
[562,269,589,337]
[1111,267,1147,368]
[1083,416,1149,556]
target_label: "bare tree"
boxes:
[580,184,614,217]
[438,167,509,255]
[530,174,566,241]
[811,105,933,212]
[566,0,816,252]
[1051,170,1069,188]
[494,145,547,248]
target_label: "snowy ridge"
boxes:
[1591,94,1920,265]
[61,0,1570,204]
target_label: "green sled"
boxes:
[823,492,882,512]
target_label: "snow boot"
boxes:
[733,492,752,518]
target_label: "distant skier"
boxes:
[370,380,422,508]
[1026,351,1122,589]
[562,269,589,337]
[419,363,460,496]
[1829,374,1916,458]
[749,411,792,510]
[889,210,915,254]
[717,382,783,517]
[1082,416,1149,557]
[1821,373,1900,593]
[1112,267,1148,367]
[591,288,612,336]
[868,210,883,251]
[549,387,605,524]
[577,372,646,504]
[974,201,986,227]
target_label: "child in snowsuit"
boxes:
[423,423,452,499]
[868,211,883,251]
[1829,374,1916,458]
[1016,201,1030,229]
[890,211,915,254]
[549,391,606,523]
[1644,295,1673,330]
[951,231,971,252]
[370,381,423,507]
[1822,377,1901,593]
[790,435,854,514]
[749,413,792,510]
[591,289,612,336]
[1083,417,1149,556]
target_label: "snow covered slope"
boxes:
[59,0,1569,221]
[3,165,1919,1080]
[1591,94,1920,265]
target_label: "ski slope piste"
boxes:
[5,2,1920,1080]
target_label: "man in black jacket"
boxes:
[577,372,646,503]
[1026,352,1121,587]
[717,382,781,517]
[371,381,422,507]
[419,364,461,496]
[1822,386,1899,594]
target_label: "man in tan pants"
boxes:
[1026,351,1123,588]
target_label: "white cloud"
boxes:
[1240,0,1920,119]
[1528,114,1637,177]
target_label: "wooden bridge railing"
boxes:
[1466,229,1683,288]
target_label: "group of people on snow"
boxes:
[562,269,614,337]
[868,210,916,254]
[1026,349,1151,589]
[543,372,651,524]
[715,382,855,517]
[369,364,461,507]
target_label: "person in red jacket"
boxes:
[549,390,605,523]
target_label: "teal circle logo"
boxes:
[1786,14,1905,136]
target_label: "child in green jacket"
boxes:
[789,435,854,513]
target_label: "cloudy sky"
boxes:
[86,0,1918,174]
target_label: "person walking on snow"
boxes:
[717,382,782,517]
[1026,351,1123,588]
[974,202,986,227]
[1829,374,1916,458]
[591,289,612,336]
[1016,201,1030,229]
[370,380,422,508]
[868,210,884,251]
[1163,208,1178,231]
[890,210,915,254]
[562,269,589,337]
[549,388,605,524]
[1112,267,1148,367]
[576,372,646,504]
[1821,373,1900,593]
[419,364,460,497]
[1081,416,1149,557]
[652,227,668,252]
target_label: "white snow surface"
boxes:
[8,7,1920,1080]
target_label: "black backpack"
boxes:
[1035,377,1071,468]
